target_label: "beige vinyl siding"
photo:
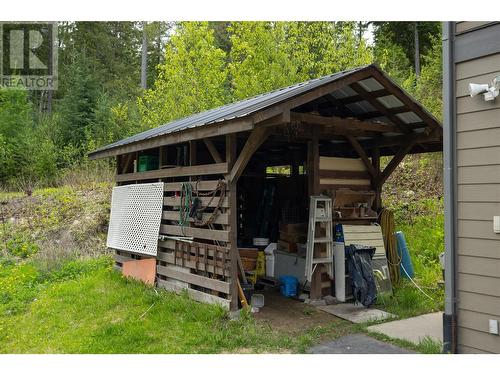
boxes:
[457,108,500,132]
[455,48,500,353]
[458,238,500,259]
[456,53,500,80]
[455,21,495,34]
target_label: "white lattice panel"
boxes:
[107,183,164,256]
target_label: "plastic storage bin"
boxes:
[138,155,159,172]
[279,275,298,297]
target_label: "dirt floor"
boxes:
[252,288,344,333]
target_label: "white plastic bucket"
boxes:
[265,255,275,277]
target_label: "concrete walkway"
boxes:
[307,333,414,354]
[367,312,443,345]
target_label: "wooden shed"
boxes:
[90,64,442,311]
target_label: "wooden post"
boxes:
[371,148,382,211]
[226,134,239,311]
[189,140,197,166]
[307,131,322,300]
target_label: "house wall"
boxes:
[452,21,500,354]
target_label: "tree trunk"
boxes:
[141,21,148,89]
[414,22,420,78]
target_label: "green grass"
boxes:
[379,198,445,318]
[0,256,356,354]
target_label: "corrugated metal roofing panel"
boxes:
[91,66,367,155]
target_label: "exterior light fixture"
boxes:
[469,75,500,101]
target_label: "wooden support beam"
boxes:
[204,139,223,163]
[357,106,414,120]
[116,163,228,182]
[226,133,238,311]
[369,68,442,132]
[307,131,323,301]
[189,140,197,166]
[337,88,390,105]
[351,82,411,134]
[371,148,382,211]
[325,130,442,154]
[89,117,254,160]
[291,112,401,133]
[379,139,418,185]
[228,127,269,183]
[251,68,372,124]
[345,135,379,180]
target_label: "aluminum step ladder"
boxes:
[305,196,334,283]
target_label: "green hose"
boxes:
[179,182,192,227]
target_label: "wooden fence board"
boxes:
[156,251,230,277]
[157,279,230,309]
[160,224,229,242]
[164,180,228,192]
[163,196,229,208]
[157,265,230,294]
[162,210,229,225]
[116,163,228,182]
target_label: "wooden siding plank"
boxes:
[319,156,367,171]
[162,210,229,225]
[458,290,500,316]
[319,169,370,179]
[456,52,500,80]
[116,163,228,182]
[458,273,500,297]
[458,165,500,184]
[163,196,229,208]
[319,178,371,186]
[458,185,500,202]
[160,224,229,242]
[457,327,500,354]
[458,202,500,220]
[457,108,500,132]
[157,279,230,309]
[114,253,135,264]
[457,128,500,150]
[458,219,499,240]
[457,147,500,167]
[164,180,228,192]
[458,255,500,278]
[458,237,500,259]
[157,265,230,294]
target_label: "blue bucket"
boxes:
[395,231,415,279]
[279,275,298,297]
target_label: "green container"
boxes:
[138,155,159,172]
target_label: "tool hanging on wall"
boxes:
[178,180,227,228]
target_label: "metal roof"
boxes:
[89,64,441,158]
[89,65,370,157]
